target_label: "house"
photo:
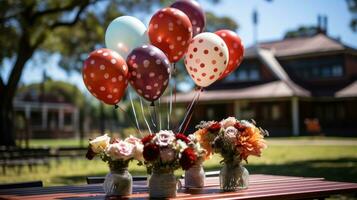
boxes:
[174,33,357,136]
[14,82,80,139]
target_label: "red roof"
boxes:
[245,34,350,58]
[166,81,310,103]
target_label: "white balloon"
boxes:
[105,16,148,59]
[184,32,229,87]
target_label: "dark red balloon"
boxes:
[148,7,192,63]
[126,45,171,102]
[170,0,206,36]
[215,30,244,80]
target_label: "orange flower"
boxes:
[236,126,267,162]
[194,128,213,159]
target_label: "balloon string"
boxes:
[158,98,162,130]
[178,87,203,134]
[148,103,157,132]
[167,63,174,130]
[172,62,178,130]
[139,97,152,134]
[115,104,141,135]
[128,92,142,136]
[152,102,159,133]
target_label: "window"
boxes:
[332,65,343,77]
[224,62,261,82]
[283,56,344,80]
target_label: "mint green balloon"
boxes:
[105,16,148,59]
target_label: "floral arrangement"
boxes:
[141,130,206,171]
[86,134,144,168]
[194,117,268,163]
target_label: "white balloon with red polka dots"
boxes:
[184,32,229,87]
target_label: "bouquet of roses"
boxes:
[141,130,203,171]
[194,117,268,163]
[86,134,144,168]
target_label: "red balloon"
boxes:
[215,30,244,80]
[127,45,170,102]
[148,7,193,63]
[83,48,129,105]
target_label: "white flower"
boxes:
[160,148,176,163]
[220,117,237,128]
[106,141,134,161]
[241,120,254,127]
[154,130,175,147]
[89,134,110,153]
[188,134,197,143]
[176,139,188,152]
[124,135,144,161]
[224,126,238,141]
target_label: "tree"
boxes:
[346,0,357,32]
[284,26,320,39]
[0,0,238,146]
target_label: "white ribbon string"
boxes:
[128,91,142,136]
[140,97,152,134]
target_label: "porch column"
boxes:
[58,107,64,130]
[73,108,80,138]
[42,105,48,129]
[234,101,241,118]
[25,105,31,119]
[291,97,299,136]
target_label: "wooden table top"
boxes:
[0,174,356,200]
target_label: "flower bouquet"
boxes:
[194,117,268,191]
[141,130,203,198]
[183,134,207,188]
[86,134,143,197]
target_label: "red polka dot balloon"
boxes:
[126,45,171,103]
[148,7,193,63]
[184,32,229,87]
[83,48,129,105]
[215,30,244,80]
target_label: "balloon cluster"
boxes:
[83,0,244,105]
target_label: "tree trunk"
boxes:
[0,33,34,147]
[0,101,16,146]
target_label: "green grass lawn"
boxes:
[2,138,357,186]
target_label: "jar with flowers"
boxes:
[141,130,198,198]
[194,117,268,192]
[86,134,144,197]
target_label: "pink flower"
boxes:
[224,126,238,142]
[220,117,237,128]
[154,130,175,147]
[125,136,144,161]
[124,135,141,144]
[106,141,134,161]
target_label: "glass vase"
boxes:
[219,162,249,191]
[103,163,132,196]
[184,161,205,188]
[149,168,177,198]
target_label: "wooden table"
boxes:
[0,174,356,199]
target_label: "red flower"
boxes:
[176,133,190,144]
[143,143,160,161]
[85,145,96,160]
[141,134,155,145]
[180,147,197,170]
[234,122,246,132]
[208,122,221,133]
